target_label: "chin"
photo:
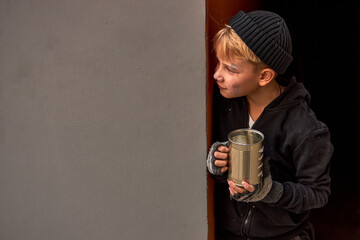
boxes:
[220,91,234,99]
[220,90,240,99]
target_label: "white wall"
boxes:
[0,1,207,239]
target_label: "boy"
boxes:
[207,10,333,240]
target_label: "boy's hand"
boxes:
[228,180,255,195]
[207,141,230,175]
[227,158,284,203]
[213,145,229,174]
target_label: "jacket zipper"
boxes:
[242,203,252,238]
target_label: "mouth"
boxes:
[217,83,226,90]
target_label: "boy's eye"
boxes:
[226,67,234,73]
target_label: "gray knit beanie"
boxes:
[229,10,293,74]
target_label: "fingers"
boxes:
[214,145,229,173]
[228,180,255,195]
[217,145,229,153]
[214,150,228,160]
[214,159,227,167]
[214,160,228,174]
[229,185,236,195]
[219,166,228,174]
[242,181,255,192]
[228,180,247,194]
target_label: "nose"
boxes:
[213,64,223,81]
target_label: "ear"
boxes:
[259,68,277,87]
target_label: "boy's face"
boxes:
[214,47,261,99]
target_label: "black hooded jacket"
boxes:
[211,78,333,240]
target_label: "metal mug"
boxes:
[227,128,264,187]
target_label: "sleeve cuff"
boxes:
[261,181,284,204]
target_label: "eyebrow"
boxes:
[216,55,240,71]
[229,63,239,70]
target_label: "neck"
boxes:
[247,80,283,121]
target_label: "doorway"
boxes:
[206,1,360,239]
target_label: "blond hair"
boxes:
[213,25,268,70]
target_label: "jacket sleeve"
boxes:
[274,127,333,214]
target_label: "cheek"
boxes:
[231,83,241,89]
[228,79,242,90]
[228,75,255,91]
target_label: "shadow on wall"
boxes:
[262,1,360,239]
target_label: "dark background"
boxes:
[262,0,360,239]
[206,1,359,238]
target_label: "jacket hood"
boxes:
[266,77,311,110]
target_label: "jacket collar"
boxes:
[266,76,311,110]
